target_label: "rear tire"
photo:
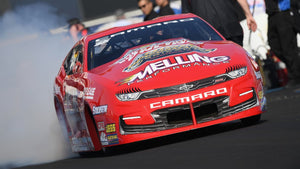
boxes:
[241,114,261,126]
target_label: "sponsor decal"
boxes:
[106,124,116,133]
[100,132,119,145]
[258,90,264,100]
[110,18,195,39]
[93,105,108,115]
[114,38,207,65]
[123,44,216,72]
[255,71,262,80]
[150,87,228,109]
[100,132,109,146]
[84,87,96,99]
[97,122,105,131]
[117,54,230,85]
[107,134,119,145]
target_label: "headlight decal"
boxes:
[116,89,154,101]
[226,66,247,79]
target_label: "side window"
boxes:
[64,45,83,75]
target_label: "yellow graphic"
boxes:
[106,124,116,133]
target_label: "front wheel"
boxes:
[82,105,103,152]
[241,114,261,126]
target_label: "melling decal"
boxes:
[124,44,216,72]
[117,53,230,85]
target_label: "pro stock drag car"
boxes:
[53,14,266,153]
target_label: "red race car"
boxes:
[54,14,266,153]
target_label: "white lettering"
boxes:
[147,23,162,28]
[93,105,108,115]
[150,102,161,109]
[204,91,215,97]
[162,100,174,107]
[150,88,228,109]
[111,19,194,41]
[175,56,191,64]
[163,20,179,25]
[191,93,203,101]
[126,27,145,33]
[163,59,178,68]
[210,56,230,62]
[175,97,190,104]
[179,18,195,22]
[187,54,196,63]
[111,31,125,38]
[192,54,212,63]
[150,61,166,72]
[124,55,230,84]
[162,69,171,73]
[216,88,227,94]
[133,65,153,81]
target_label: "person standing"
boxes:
[181,0,257,46]
[291,0,300,33]
[137,0,159,21]
[265,0,300,86]
[68,18,90,42]
[155,0,175,16]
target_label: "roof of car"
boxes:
[84,13,202,43]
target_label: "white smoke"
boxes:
[0,3,76,168]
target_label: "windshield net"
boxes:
[87,17,222,70]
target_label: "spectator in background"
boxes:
[291,0,300,33]
[265,0,300,86]
[155,0,174,16]
[181,0,257,46]
[68,18,90,42]
[137,0,159,21]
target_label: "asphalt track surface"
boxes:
[16,85,300,169]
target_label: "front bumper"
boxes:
[120,88,258,134]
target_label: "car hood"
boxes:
[89,39,249,90]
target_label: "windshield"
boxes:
[87,17,223,70]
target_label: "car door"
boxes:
[63,44,95,152]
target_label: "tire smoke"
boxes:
[0,3,76,168]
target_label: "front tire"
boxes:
[81,104,103,152]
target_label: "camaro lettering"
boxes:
[150,88,228,109]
